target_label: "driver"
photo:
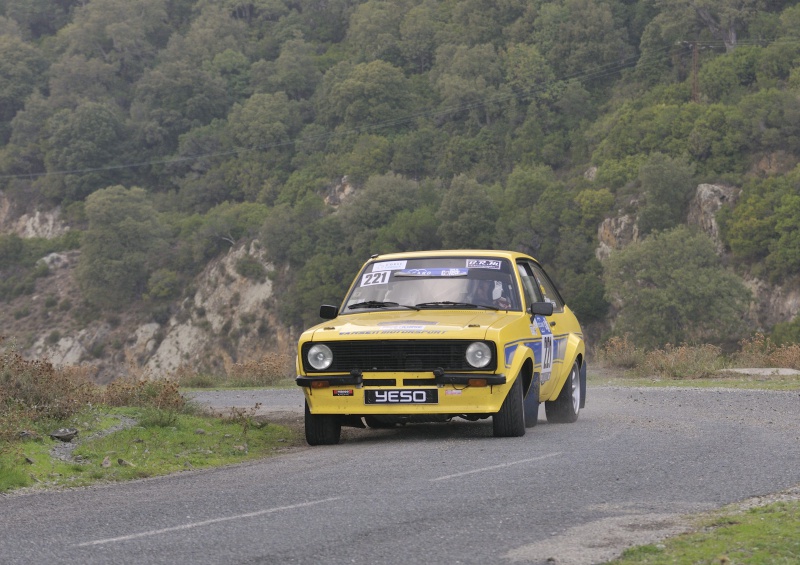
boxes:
[474,280,511,309]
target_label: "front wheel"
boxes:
[545,360,581,424]
[523,372,540,428]
[493,376,526,437]
[304,400,341,445]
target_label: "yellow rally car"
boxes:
[296,250,586,445]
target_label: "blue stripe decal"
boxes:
[503,335,568,368]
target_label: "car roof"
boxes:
[367,249,535,262]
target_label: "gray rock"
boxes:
[49,428,78,442]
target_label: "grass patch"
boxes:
[606,500,800,565]
[70,409,296,484]
[0,340,299,493]
[0,462,31,491]
[0,405,299,492]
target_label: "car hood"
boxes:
[306,310,518,341]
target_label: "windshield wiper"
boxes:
[414,301,498,310]
[348,301,420,311]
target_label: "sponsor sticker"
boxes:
[466,259,502,270]
[378,320,439,326]
[535,315,553,383]
[395,268,468,277]
[333,389,354,396]
[372,260,406,271]
[445,389,462,395]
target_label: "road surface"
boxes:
[1,385,798,565]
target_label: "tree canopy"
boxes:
[1,0,797,346]
[604,226,751,348]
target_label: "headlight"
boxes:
[307,344,333,370]
[465,342,492,368]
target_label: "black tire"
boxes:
[493,376,526,437]
[304,400,341,445]
[523,372,540,428]
[545,361,581,424]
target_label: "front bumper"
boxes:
[297,371,511,415]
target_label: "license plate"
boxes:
[364,389,438,404]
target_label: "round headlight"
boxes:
[307,344,333,370]
[466,342,492,368]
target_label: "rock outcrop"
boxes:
[0,192,69,238]
[687,183,739,253]
[596,182,800,332]
[23,240,293,381]
[596,213,638,261]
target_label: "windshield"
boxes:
[343,257,522,312]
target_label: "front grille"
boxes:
[301,340,496,373]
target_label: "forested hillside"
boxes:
[1,0,800,373]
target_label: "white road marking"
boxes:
[74,497,341,547]
[431,452,562,481]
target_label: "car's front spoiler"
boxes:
[296,373,363,387]
[431,372,506,385]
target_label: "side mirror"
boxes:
[319,304,339,320]
[528,302,553,317]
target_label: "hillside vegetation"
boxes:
[1,0,800,365]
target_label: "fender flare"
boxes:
[580,359,587,409]
[506,343,536,399]
[544,332,586,402]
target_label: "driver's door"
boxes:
[517,260,570,399]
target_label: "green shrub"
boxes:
[147,269,181,300]
[771,317,800,345]
[13,307,30,320]
[604,227,751,348]
[138,407,179,428]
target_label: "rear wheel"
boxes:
[493,376,526,437]
[545,361,580,423]
[304,400,341,445]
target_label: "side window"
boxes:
[517,262,543,307]
[530,263,564,313]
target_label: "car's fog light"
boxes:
[307,344,333,370]
[466,342,492,368]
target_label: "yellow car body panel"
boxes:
[296,250,586,441]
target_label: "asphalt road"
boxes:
[1,385,799,565]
